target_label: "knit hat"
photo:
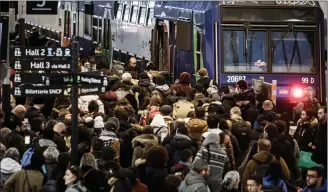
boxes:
[107,117,120,132]
[192,158,208,173]
[94,116,104,129]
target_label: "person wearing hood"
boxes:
[180,158,210,192]
[0,148,21,184]
[302,167,327,192]
[170,72,194,100]
[37,127,57,153]
[150,114,169,143]
[165,126,197,169]
[242,139,290,185]
[221,171,240,192]
[99,120,120,163]
[253,100,277,128]
[43,146,60,182]
[131,128,158,168]
[195,132,228,192]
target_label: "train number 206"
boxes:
[227,76,246,83]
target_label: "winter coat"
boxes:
[150,114,169,143]
[295,118,318,152]
[143,167,168,192]
[195,132,228,192]
[165,133,198,168]
[302,179,327,192]
[180,170,209,192]
[311,122,327,165]
[242,150,290,185]
[0,158,21,183]
[99,130,120,162]
[65,181,88,192]
[197,76,213,96]
[262,175,288,192]
[24,106,46,130]
[254,110,276,128]
[78,95,105,114]
[187,118,208,144]
[239,102,258,127]
[131,134,158,168]
[191,93,209,108]
[221,93,236,118]
[3,170,44,192]
[53,132,69,153]
[44,160,57,181]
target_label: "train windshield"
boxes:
[223,30,267,73]
[272,31,315,73]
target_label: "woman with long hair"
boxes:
[221,171,240,192]
[64,166,88,192]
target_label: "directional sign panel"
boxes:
[12,85,107,97]
[11,59,72,71]
[26,1,58,15]
[11,47,72,58]
[12,72,47,85]
[77,74,108,86]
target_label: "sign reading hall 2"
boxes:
[26,1,58,15]
[13,47,71,58]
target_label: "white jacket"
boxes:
[150,114,168,143]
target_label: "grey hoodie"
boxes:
[180,170,209,192]
[195,132,228,192]
[0,158,21,182]
[39,139,57,148]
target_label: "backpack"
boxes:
[253,154,274,177]
[154,126,164,143]
[172,100,195,119]
[230,119,251,152]
[21,148,35,168]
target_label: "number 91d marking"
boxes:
[227,76,246,83]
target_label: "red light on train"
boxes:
[291,87,303,98]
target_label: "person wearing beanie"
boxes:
[99,121,120,163]
[122,72,134,86]
[4,151,45,192]
[169,72,194,100]
[195,132,228,192]
[179,158,209,192]
[93,116,104,135]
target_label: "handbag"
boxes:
[298,151,323,169]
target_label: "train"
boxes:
[5,1,328,115]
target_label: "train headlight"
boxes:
[292,87,303,98]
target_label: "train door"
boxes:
[169,21,176,83]
[151,20,169,71]
[102,6,112,67]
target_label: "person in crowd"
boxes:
[311,107,327,175]
[196,68,214,97]
[180,158,210,192]
[262,162,288,191]
[53,122,69,152]
[3,151,45,192]
[115,107,132,132]
[170,149,193,179]
[191,83,208,108]
[25,97,46,126]
[63,166,87,192]
[295,108,318,152]
[91,138,104,163]
[164,174,182,192]
[242,139,290,185]
[152,74,170,101]
[9,105,26,130]
[254,100,276,128]
[234,93,258,127]
[170,72,194,100]
[302,167,327,192]
[150,114,169,143]
[160,105,174,135]
[99,120,120,163]
[131,127,158,168]
[0,148,21,184]
[43,146,60,181]
[125,57,140,79]
[196,132,228,192]
[126,168,148,192]
[187,107,208,145]
[221,171,240,192]
[165,126,197,169]
[0,128,11,144]
[246,175,263,192]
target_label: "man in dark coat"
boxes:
[311,107,327,177]
[235,93,258,128]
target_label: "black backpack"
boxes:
[253,154,273,177]
[230,119,251,152]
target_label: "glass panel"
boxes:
[223,30,268,72]
[93,16,98,27]
[272,31,315,73]
[103,19,108,49]
[121,51,127,63]
[147,8,153,25]
[196,53,201,71]
[197,30,201,52]
[113,50,119,61]
[131,6,138,23]
[93,28,98,42]
[116,3,123,20]
[139,7,146,24]
[99,18,102,28]
[84,14,92,35]
[123,5,130,21]
[98,29,102,44]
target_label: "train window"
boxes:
[84,14,92,36]
[93,16,98,27]
[123,4,130,21]
[139,7,146,25]
[64,10,71,38]
[98,29,102,43]
[73,12,77,36]
[92,27,98,42]
[147,8,153,26]
[272,31,315,73]
[223,30,268,73]
[131,6,138,23]
[121,51,127,64]
[113,49,120,61]
[116,3,123,20]
[196,29,202,72]
[103,19,110,49]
